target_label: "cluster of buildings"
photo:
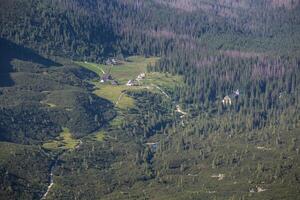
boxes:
[105,58,121,65]
[126,73,146,86]
[100,73,118,85]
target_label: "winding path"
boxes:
[151,84,170,98]
[115,92,125,105]
[100,68,106,74]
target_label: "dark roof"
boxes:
[102,74,112,80]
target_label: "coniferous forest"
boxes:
[0,0,300,199]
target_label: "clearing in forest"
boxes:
[42,128,80,150]
[76,56,182,109]
[76,56,159,84]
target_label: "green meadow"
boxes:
[42,128,80,150]
[76,56,182,110]
[76,56,159,84]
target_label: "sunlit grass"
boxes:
[76,56,182,109]
[76,56,160,84]
[42,128,79,150]
[74,61,105,76]
[93,131,105,142]
[93,85,135,109]
[143,72,183,90]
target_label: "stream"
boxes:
[40,84,185,199]
[41,139,83,199]
[41,159,57,199]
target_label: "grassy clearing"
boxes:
[76,56,159,109]
[76,56,159,84]
[102,56,159,84]
[42,128,79,150]
[143,72,183,91]
[93,131,105,142]
[76,56,182,110]
[85,131,106,142]
[92,72,182,109]
[93,85,135,109]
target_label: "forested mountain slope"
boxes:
[0,0,300,199]
[1,0,299,59]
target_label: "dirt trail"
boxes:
[100,68,105,74]
[151,84,170,98]
[115,92,125,105]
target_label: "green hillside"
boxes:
[0,0,300,199]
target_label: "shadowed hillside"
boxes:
[0,38,60,86]
[0,0,299,199]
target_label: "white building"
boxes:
[136,73,146,81]
[222,96,232,106]
[126,80,134,86]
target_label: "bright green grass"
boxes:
[103,56,159,84]
[93,131,105,142]
[143,72,183,90]
[83,130,106,142]
[74,61,105,76]
[76,56,159,84]
[76,56,182,109]
[91,72,182,109]
[93,85,136,109]
[42,128,79,150]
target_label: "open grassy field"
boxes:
[144,72,182,91]
[42,128,80,150]
[76,56,159,84]
[76,56,160,109]
[74,61,105,76]
[77,56,182,110]
[84,131,106,142]
[93,84,136,109]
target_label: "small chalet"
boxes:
[101,74,112,83]
[222,95,232,106]
[137,73,146,80]
[105,58,121,66]
[126,80,134,86]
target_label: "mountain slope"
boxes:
[0,0,300,199]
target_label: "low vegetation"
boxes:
[42,128,80,150]
[77,56,181,110]
[76,56,159,84]
[93,85,135,109]
[1,0,300,199]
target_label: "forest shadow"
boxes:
[0,38,61,87]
